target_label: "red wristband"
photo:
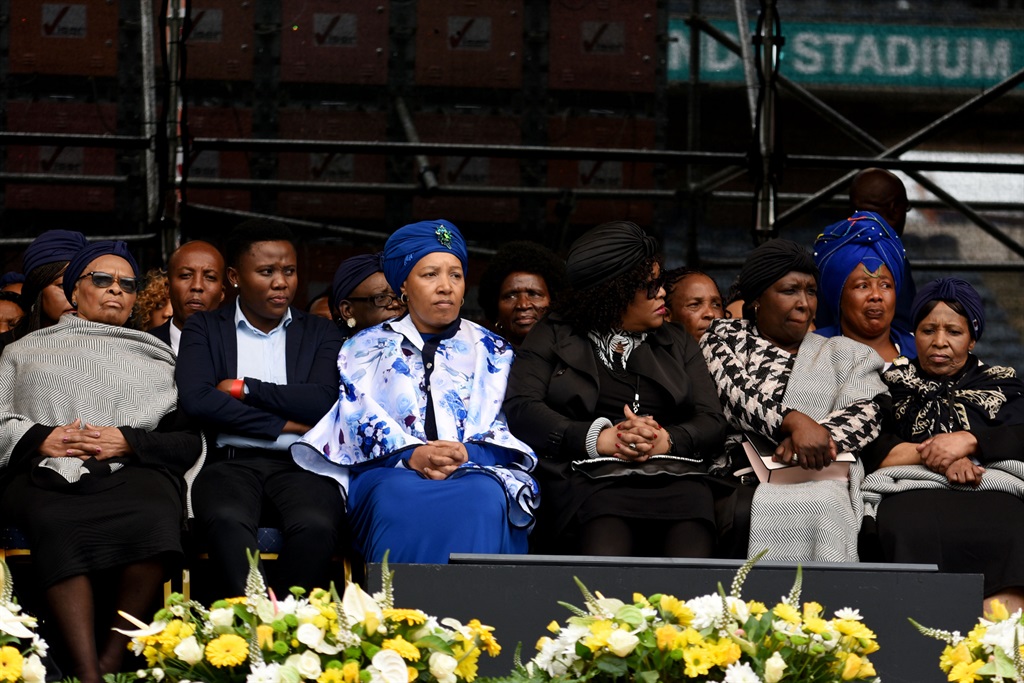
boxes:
[230,378,245,400]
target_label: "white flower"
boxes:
[686,595,724,630]
[31,634,48,657]
[151,669,165,682]
[174,636,204,666]
[247,662,283,683]
[370,650,408,683]
[606,629,639,657]
[723,661,762,683]
[136,671,147,679]
[428,652,458,683]
[833,608,863,621]
[0,604,36,639]
[763,652,787,683]
[209,607,235,629]
[296,604,321,625]
[21,654,46,683]
[981,618,1024,656]
[724,596,750,624]
[342,582,383,629]
[285,651,323,680]
[410,615,442,641]
[111,612,167,639]
[440,617,473,640]
[296,623,325,649]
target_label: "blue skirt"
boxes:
[348,467,528,563]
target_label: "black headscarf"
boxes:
[911,277,985,341]
[331,252,384,309]
[737,239,819,304]
[565,221,657,290]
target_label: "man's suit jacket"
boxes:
[149,320,172,346]
[176,305,344,441]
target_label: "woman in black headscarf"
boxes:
[700,239,888,562]
[504,221,727,557]
[861,277,1024,612]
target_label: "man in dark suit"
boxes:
[176,220,346,595]
[151,241,226,354]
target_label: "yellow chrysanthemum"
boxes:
[383,635,421,662]
[257,624,275,650]
[773,603,801,625]
[747,601,768,616]
[680,627,704,646]
[683,644,713,678]
[708,639,741,667]
[313,615,329,629]
[803,616,829,635]
[452,641,480,682]
[468,619,501,657]
[384,609,428,626]
[835,619,876,640]
[948,659,985,683]
[142,645,161,668]
[966,623,988,645]
[318,669,345,683]
[841,653,863,681]
[802,602,823,619]
[406,666,418,683]
[546,620,560,634]
[939,643,973,672]
[986,599,1010,622]
[584,619,614,652]
[0,646,23,683]
[660,595,694,626]
[224,596,248,605]
[655,625,681,652]
[341,661,361,683]
[205,633,249,668]
[633,593,652,608]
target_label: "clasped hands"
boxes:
[773,411,837,470]
[596,405,671,462]
[409,441,469,480]
[40,418,131,460]
[918,432,984,486]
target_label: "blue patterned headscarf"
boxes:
[912,277,985,341]
[63,240,140,304]
[382,220,468,293]
[814,211,907,328]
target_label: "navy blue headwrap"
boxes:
[814,211,907,328]
[0,272,24,289]
[21,229,88,276]
[332,252,384,308]
[63,240,141,304]
[912,277,985,341]
[737,239,819,304]
[382,220,468,293]
[565,221,657,290]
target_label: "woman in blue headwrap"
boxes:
[813,212,915,365]
[293,220,539,563]
[861,277,1024,612]
[328,252,404,336]
[0,241,203,683]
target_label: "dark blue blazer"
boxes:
[176,305,344,441]
[149,320,173,346]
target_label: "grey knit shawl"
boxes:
[0,315,177,481]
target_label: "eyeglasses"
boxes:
[643,273,666,299]
[347,293,399,309]
[77,271,138,294]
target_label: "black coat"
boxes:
[503,314,727,539]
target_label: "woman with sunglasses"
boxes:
[328,252,404,336]
[0,240,203,683]
[503,221,728,557]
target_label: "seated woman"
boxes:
[477,241,566,347]
[814,212,915,364]
[664,267,725,341]
[504,221,727,558]
[700,239,888,562]
[292,220,538,563]
[0,241,202,683]
[329,252,404,336]
[861,277,1024,612]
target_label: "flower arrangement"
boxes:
[913,600,1024,682]
[0,561,48,683]
[119,551,500,683]
[499,555,879,683]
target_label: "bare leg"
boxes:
[46,575,101,683]
[985,587,1024,615]
[98,560,165,676]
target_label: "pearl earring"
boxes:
[346,318,356,329]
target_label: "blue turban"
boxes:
[382,220,468,293]
[63,240,140,304]
[0,272,24,289]
[814,211,907,328]
[911,277,985,341]
[332,252,384,308]
[21,229,89,276]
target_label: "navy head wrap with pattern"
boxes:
[382,220,468,293]
[63,240,140,304]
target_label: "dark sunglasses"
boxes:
[643,273,666,299]
[347,293,399,309]
[77,271,139,294]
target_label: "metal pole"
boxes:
[139,0,159,227]
[394,97,438,192]
[753,0,781,241]
[732,0,758,129]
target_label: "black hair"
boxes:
[555,255,660,333]
[307,287,331,313]
[0,290,23,307]
[913,298,969,330]
[477,241,567,323]
[13,261,69,340]
[224,219,297,268]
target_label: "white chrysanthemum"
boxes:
[833,608,863,621]
[151,669,165,682]
[723,661,763,683]
[32,634,48,657]
[980,617,1024,656]
[247,663,283,683]
[686,595,724,630]
[296,604,321,625]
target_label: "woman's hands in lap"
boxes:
[599,405,672,462]
[944,457,985,486]
[41,419,132,460]
[917,432,978,474]
[409,441,469,479]
[780,411,837,470]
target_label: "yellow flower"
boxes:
[747,601,768,616]
[341,661,360,683]
[224,596,248,605]
[655,625,681,651]
[680,628,704,646]
[948,659,985,683]
[939,643,973,672]
[584,619,614,652]
[383,636,421,662]
[257,624,275,650]
[986,599,1010,622]
[633,593,651,608]
[708,639,741,667]
[0,646,23,683]
[546,620,560,634]
[406,666,417,682]
[318,669,345,683]
[384,609,428,626]
[660,595,694,626]
[452,641,480,682]
[773,603,801,625]
[142,645,161,668]
[856,658,876,679]
[835,619,876,641]
[467,619,500,657]
[841,653,863,680]
[803,616,829,635]
[205,633,249,668]
[802,601,823,619]
[536,636,552,651]
[683,644,713,678]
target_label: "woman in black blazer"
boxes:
[503,221,728,557]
